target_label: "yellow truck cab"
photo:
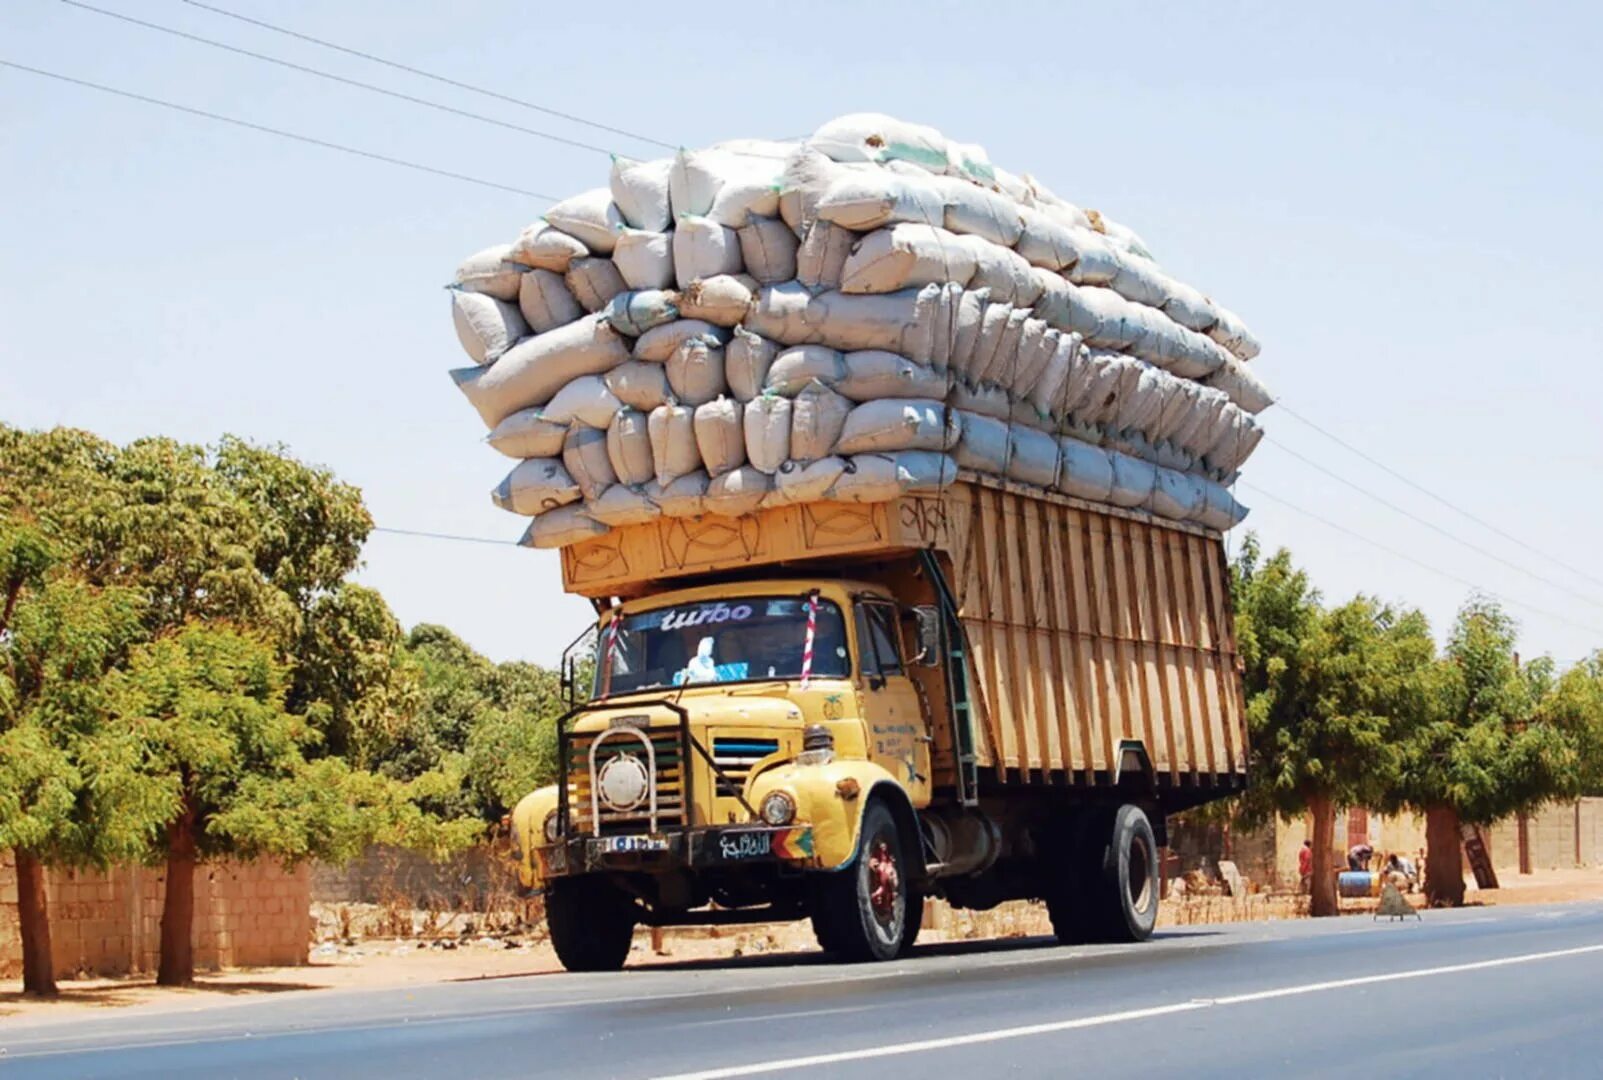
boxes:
[511,479,1247,971]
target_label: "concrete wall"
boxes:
[0,853,310,980]
[310,845,509,909]
[1484,799,1603,871]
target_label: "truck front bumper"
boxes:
[535,824,817,879]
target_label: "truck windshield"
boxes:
[594,596,849,697]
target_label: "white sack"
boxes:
[965,239,1041,306]
[588,484,662,527]
[1162,280,1217,334]
[1207,305,1260,361]
[704,465,772,516]
[948,378,1011,421]
[1028,331,1083,418]
[726,327,778,401]
[947,287,989,380]
[966,303,1015,386]
[508,223,588,273]
[673,216,744,286]
[745,284,940,360]
[832,451,957,503]
[928,281,963,373]
[813,170,945,231]
[1108,249,1173,309]
[646,471,709,518]
[453,314,629,427]
[1107,451,1156,508]
[633,319,729,362]
[1149,468,1204,521]
[1007,426,1059,488]
[544,188,624,254]
[835,350,950,402]
[790,379,853,462]
[1196,481,1248,531]
[693,396,746,476]
[491,458,579,515]
[839,223,976,294]
[743,393,792,474]
[648,404,700,486]
[835,399,959,454]
[606,408,655,485]
[1057,438,1115,502]
[605,361,674,412]
[452,289,527,364]
[774,456,847,503]
[1203,410,1265,475]
[934,176,1022,247]
[953,411,1010,474]
[766,344,846,396]
[610,157,673,232]
[486,408,567,460]
[518,269,582,334]
[538,375,621,429]
[612,228,676,290]
[454,244,525,301]
[809,113,951,172]
[565,257,627,313]
[670,148,782,227]
[678,274,754,327]
[562,424,616,501]
[738,217,800,283]
[795,220,854,292]
[1203,356,1274,414]
[1111,360,1166,434]
[665,338,727,406]
[520,504,608,549]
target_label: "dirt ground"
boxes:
[7,866,1602,1024]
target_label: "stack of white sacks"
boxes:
[447,114,1271,549]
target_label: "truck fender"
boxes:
[748,760,913,872]
[510,784,560,892]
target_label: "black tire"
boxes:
[898,889,925,957]
[1043,809,1108,945]
[546,875,637,972]
[1088,804,1160,943]
[812,800,911,962]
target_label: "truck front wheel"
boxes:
[546,875,638,972]
[812,800,911,962]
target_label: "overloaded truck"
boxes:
[509,475,1248,970]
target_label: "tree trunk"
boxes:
[157,804,198,987]
[1307,793,1339,918]
[1425,804,1466,908]
[15,849,57,997]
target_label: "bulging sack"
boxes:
[562,424,616,501]
[1196,480,1248,532]
[774,456,847,502]
[520,503,608,549]
[452,289,527,365]
[565,257,627,313]
[952,410,1010,474]
[610,157,673,232]
[1148,467,1204,521]
[604,360,673,412]
[602,290,680,337]
[809,113,951,172]
[795,220,854,292]
[606,408,655,485]
[745,285,940,360]
[832,451,957,503]
[646,470,709,518]
[835,350,950,402]
[454,244,525,301]
[674,216,744,287]
[611,228,676,290]
[665,338,728,406]
[518,269,583,334]
[453,314,629,428]
[743,392,792,474]
[648,404,700,486]
[693,396,746,477]
[491,458,579,516]
[813,170,946,232]
[1107,451,1156,508]
[726,326,778,401]
[538,375,621,429]
[705,465,772,516]
[543,188,624,254]
[1056,438,1115,502]
[587,483,663,527]
[1006,426,1059,488]
[677,274,755,327]
[839,223,977,294]
[670,148,782,227]
[738,217,800,284]
[766,344,846,396]
[508,223,588,273]
[835,399,959,454]
[633,319,729,362]
[1203,356,1274,414]
[486,408,567,460]
[790,379,853,462]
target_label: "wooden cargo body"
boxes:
[561,475,1247,790]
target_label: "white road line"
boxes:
[652,942,1603,1080]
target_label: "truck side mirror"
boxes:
[909,606,941,667]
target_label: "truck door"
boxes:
[855,597,932,808]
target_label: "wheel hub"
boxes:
[868,840,900,918]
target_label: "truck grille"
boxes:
[567,728,687,834]
[711,737,780,797]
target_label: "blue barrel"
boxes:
[1338,870,1378,897]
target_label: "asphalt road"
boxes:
[5,902,1602,1079]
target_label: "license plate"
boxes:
[601,834,669,854]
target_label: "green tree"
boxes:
[1397,599,1601,906]
[1231,536,1435,916]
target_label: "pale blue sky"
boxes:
[4,1,1600,666]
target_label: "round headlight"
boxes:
[543,808,561,843]
[760,790,796,826]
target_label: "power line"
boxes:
[1276,399,1603,594]
[0,59,556,200]
[372,526,517,547]
[178,0,677,151]
[61,0,620,159]
[1240,481,1603,640]
[1265,435,1603,614]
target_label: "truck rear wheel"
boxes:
[546,875,638,972]
[812,800,911,962]
[1089,804,1160,942]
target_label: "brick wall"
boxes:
[310,844,510,909]
[1484,798,1603,871]
[0,853,310,980]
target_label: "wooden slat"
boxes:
[1038,502,1082,781]
[1069,509,1114,772]
[1152,531,1194,783]
[1017,497,1058,778]
[1130,522,1179,779]
[1183,535,1222,776]
[1104,517,1138,747]
[992,488,1033,781]
[967,487,1013,775]
[1201,539,1242,773]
